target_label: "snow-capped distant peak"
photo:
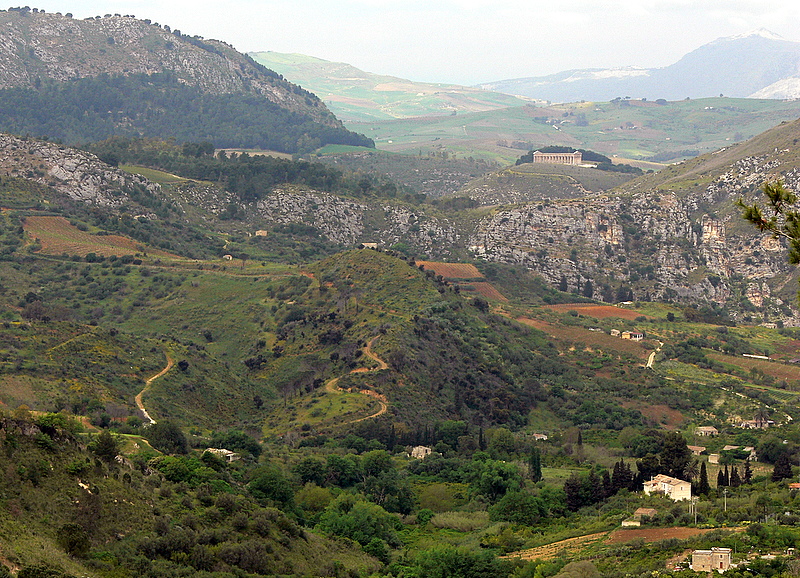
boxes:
[714,29,784,43]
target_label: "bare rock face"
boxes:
[0,133,158,206]
[0,9,337,125]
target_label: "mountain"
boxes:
[0,8,372,152]
[481,30,800,103]
[249,51,531,122]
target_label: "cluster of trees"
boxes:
[85,137,404,204]
[0,72,373,153]
[563,459,638,511]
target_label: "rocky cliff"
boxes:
[0,133,159,205]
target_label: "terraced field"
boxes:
[23,215,178,258]
[415,261,507,301]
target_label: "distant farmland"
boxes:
[416,261,507,301]
[23,215,177,258]
[546,303,647,320]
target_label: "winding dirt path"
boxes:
[324,336,389,425]
[135,351,174,425]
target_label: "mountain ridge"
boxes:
[480,30,800,102]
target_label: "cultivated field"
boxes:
[507,526,731,562]
[415,261,483,279]
[546,303,647,320]
[464,281,508,302]
[517,317,650,359]
[416,261,508,301]
[23,215,177,258]
[706,352,800,382]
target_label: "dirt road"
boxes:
[135,352,174,425]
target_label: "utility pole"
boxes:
[724,488,728,512]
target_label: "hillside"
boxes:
[481,29,800,103]
[0,9,371,152]
[249,51,531,122]
[4,131,800,577]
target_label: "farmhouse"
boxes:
[643,474,691,501]
[621,331,644,341]
[687,445,706,456]
[695,426,719,437]
[410,445,432,459]
[691,548,731,572]
[531,150,583,165]
[610,329,621,337]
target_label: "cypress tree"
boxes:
[529,446,543,482]
[772,453,793,482]
[743,459,753,484]
[730,466,741,487]
[717,469,726,488]
[723,464,730,486]
[698,461,711,495]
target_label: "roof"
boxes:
[634,507,657,517]
[645,474,689,486]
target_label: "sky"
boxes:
[26,0,800,85]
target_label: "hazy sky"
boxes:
[27,1,800,85]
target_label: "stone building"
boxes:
[531,150,583,165]
[643,474,691,501]
[691,548,731,572]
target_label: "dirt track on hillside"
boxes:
[324,336,389,424]
[135,351,174,425]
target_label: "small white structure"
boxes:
[222,254,233,261]
[255,230,269,237]
[691,548,731,572]
[695,426,719,437]
[687,445,706,456]
[643,474,691,501]
[532,433,549,441]
[709,454,720,464]
[410,445,432,459]
[360,242,379,249]
[204,448,240,462]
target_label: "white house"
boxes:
[643,474,691,501]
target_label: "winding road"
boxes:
[324,336,389,425]
[135,351,174,425]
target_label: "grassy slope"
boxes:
[249,51,529,122]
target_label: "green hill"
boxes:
[249,51,530,122]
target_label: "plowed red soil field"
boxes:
[546,303,647,320]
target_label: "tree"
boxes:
[528,446,542,482]
[660,432,691,479]
[743,459,753,484]
[730,466,742,487]
[738,180,800,267]
[145,421,188,454]
[772,452,793,482]
[697,461,711,495]
[91,429,119,462]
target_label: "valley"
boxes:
[2,8,800,578]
